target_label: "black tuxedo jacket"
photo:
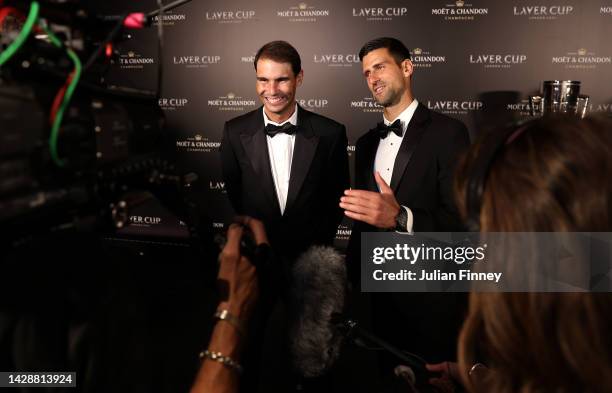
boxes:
[347,103,469,271]
[347,102,470,364]
[221,105,349,260]
[354,102,469,233]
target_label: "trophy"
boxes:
[530,80,589,118]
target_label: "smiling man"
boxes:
[221,41,349,261]
[342,37,470,373]
[342,37,469,237]
[220,40,348,391]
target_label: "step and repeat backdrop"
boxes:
[99,0,612,244]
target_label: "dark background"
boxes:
[101,0,612,243]
[1,1,611,392]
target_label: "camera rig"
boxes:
[0,0,205,248]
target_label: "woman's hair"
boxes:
[454,115,612,393]
[455,116,612,232]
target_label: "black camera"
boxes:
[0,0,194,244]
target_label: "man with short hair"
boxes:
[221,40,349,261]
[342,37,469,237]
[342,37,469,374]
[220,40,349,391]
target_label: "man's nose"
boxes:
[268,81,279,94]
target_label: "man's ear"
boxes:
[296,69,304,87]
[402,59,413,78]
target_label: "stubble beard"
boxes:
[374,86,400,108]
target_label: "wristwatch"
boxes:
[394,207,408,231]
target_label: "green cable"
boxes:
[0,1,40,67]
[40,24,82,167]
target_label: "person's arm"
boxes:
[190,217,268,393]
[190,321,243,393]
[341,124,469,232]
[340,171,400,229]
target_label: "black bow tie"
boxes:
[264,122,297,137]
[376,119,403,139]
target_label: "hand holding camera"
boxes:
[217,216,268,322]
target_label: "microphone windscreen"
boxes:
[289,246,347,377]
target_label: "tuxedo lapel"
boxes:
[360,131,380,192]
[239,109,281,216]
[285,106,319,216]
[389,103,430,192]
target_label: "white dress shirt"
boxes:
[374,99,419,233]
[263,104,298,215]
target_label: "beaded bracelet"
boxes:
[199,350,243,374]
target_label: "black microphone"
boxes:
[289,246,433,382]
[289,246,347,378]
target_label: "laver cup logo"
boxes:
[209,180,227,193]
[427,100,483,115]
[469,54,527,69]
[552,48,612,69]
[602,5,612,14]
[297,98,329,110]
[117,51,155,69]
[590,102,612,114]
[205,10,256,24]
[208,92,257,112]
[431,1,489,21]
[173,55,221,68]
[352,7,408,21]
[129,215,162,227]
[158,98,189,111]
[313,54,359,67]
[277,3,330,22]
[513,5,574,20]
